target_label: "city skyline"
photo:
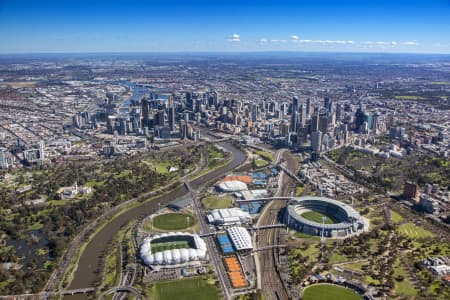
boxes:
[0,0,449,54]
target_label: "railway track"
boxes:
[256,150,298,300]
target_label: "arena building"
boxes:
[140,232,207,267]
[284,196,367,238]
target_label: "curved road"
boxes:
[64,141,246,299]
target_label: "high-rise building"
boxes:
[311,131,322,153]
[404,181,420,202]
[324,97,333,113]
[306,98,311,116]
[0,148,13,169]
[251,103,258,122]
[38,141,45,161]
[185,92,193,111]
[141,98,150,128]
[298,102,306,129]
[168,95,176,131]
[336,103,342,122]
[311,110,320,133]
[290,97,299,133]
[319,115,329,133]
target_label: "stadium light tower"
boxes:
[321,216,326,260]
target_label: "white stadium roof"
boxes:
[140,232,207,266]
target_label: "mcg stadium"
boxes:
[284,196,367,238]
[140,232,207,267]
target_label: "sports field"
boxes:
[151,277,220,300]
[301,211,338,224]
[152,213,196,231]
[202,195,234,209]
[303,284,362,300]
[151,240,190,253]
[398,222,434,239]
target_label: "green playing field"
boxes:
[151,240,190,253]
[301,211,338,224]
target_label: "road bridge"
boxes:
[253,245,287,252]
[0,288,96,300]
[252,224,286,230]
[235,196,291,203]
[100,286,141,299]
[277,164,302,183]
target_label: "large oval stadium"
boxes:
[285,196,367,238]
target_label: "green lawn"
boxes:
[151,240,191,253]
[303,284,362,300]
[328,252,348,264]
[151,277,220,300]
[152,213,196,231]
[255,150,274,162]
[393,259,417,297]
[156,162,171,174]
[295,186,305,196]
[364,275,380,286]
[202,195,233,209]
[293,231,320,240]
[341,261,367,272]
[301,211,338,224]
[398,222,434,239]
[290,242,320,263]
[390,210,404,223]
[254,159,269,168]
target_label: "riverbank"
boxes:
[63,141,246,298]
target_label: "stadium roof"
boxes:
[287,196,364,230]
[217,180,248,192]
[226,226,253,251]
[140,232,207,266]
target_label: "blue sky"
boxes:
[0,0,449,53]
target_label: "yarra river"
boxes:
[65,141,246,299]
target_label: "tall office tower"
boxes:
[324,97,333,113]
[306,98,311,116]
[311,131,322,153]
[319,114,329,133]
[279,120,290,137]
[0,148,10,169]
[156,110,166,127]
[185,92,193,111]
[141,97,150,128]
[168,95,176,131]
[195,98,202,113]
[311,110,320,133]
[290,97,299,132]
[336,103,342,122]
[179,121,188,139]
[38,141,45,161]
[298,102,306,129]
[339,123,349,143]
[251,103,258,122]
